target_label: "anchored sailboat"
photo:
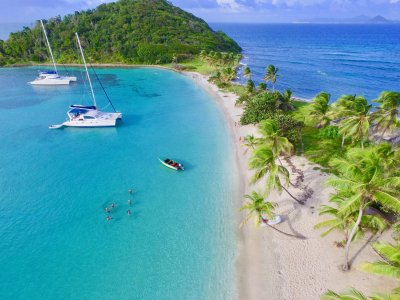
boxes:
[50,33,122,129]
[29,20,77,85]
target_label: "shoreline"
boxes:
[183,71,281,299]
[7,62,314,102]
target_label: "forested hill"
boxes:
[0,0,241,66]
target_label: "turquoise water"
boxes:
[212,24,400,100]
[0,67,236,299]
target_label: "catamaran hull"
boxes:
[62,120,117,127]
[63,76,77,82]
[29,79,70,85]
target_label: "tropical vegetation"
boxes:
[216,64,400,297]
[0,0,240,66]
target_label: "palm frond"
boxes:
[360,261,400,279]
[321,288,367,300]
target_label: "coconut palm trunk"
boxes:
[380,125,389,140]
[341,135,345,150]
[343,203,364,271]
[261,218,302,238]
[282,185,304,205]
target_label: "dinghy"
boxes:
[159,158,184,171]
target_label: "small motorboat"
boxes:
[159,158,184,171]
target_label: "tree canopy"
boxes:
[0,0,241,66]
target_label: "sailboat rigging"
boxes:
[29,20,77,85]
[49,33,122,129]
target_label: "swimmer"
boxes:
[111,203,115,208]
[128,189,133,195]
[127,209,131,215]
[105,207,110,213]
[128,199,132,206]
[107,216,112,221]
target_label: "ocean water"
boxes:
[0,67,236,299]
[212,23,400,100]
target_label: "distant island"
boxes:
[297,15,399,24]
[0,0,241,66]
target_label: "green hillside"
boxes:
[0,0,241,66]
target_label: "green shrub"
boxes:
[272,113,304,145]
[240,92,280,124]
[318,125,341,139]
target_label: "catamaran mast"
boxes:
[40,20,57,74]
[75,32,97,108]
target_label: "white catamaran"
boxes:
[29,20,77,85]
[50,33,122,129]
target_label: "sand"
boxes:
[185,71,398,300]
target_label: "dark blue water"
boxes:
[212,23,400,100]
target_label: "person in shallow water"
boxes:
[111,203,115,208]
[127,209,131,215]
[105,207,110,213]
[128,199,131,206]
[107,216,112,221]
[128,189,133,195]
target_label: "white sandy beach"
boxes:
[185,71,398,300]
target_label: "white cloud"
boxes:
[216,0,243,10]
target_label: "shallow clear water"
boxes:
[0,67,236,299]
[212,23,400,100]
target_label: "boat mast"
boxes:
[75,32,97,107]
[40,20,57,74]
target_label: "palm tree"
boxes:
[246,79,255,94]
[375,143,400,174]
[243,66,251,79]
[372,91,400,139]
[240,191,300,237]
[243,134,259,153]
[206,51,215,64]
[258,119,293,158]
[332,95,372,149]
[258,82,267,91]
[337,96,372,149]
[213,51,222,65]
[249,145,304,204]
[199,50,207,61]
[328,147,400,271]
[308,92,331,128]
[315,194,388,247]
[278,89,294,111]
[221,53,229,66]
[264,64,279,92]
[361,242,400,280]
[221,67,236,83]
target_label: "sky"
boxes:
[0,0,400,26]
